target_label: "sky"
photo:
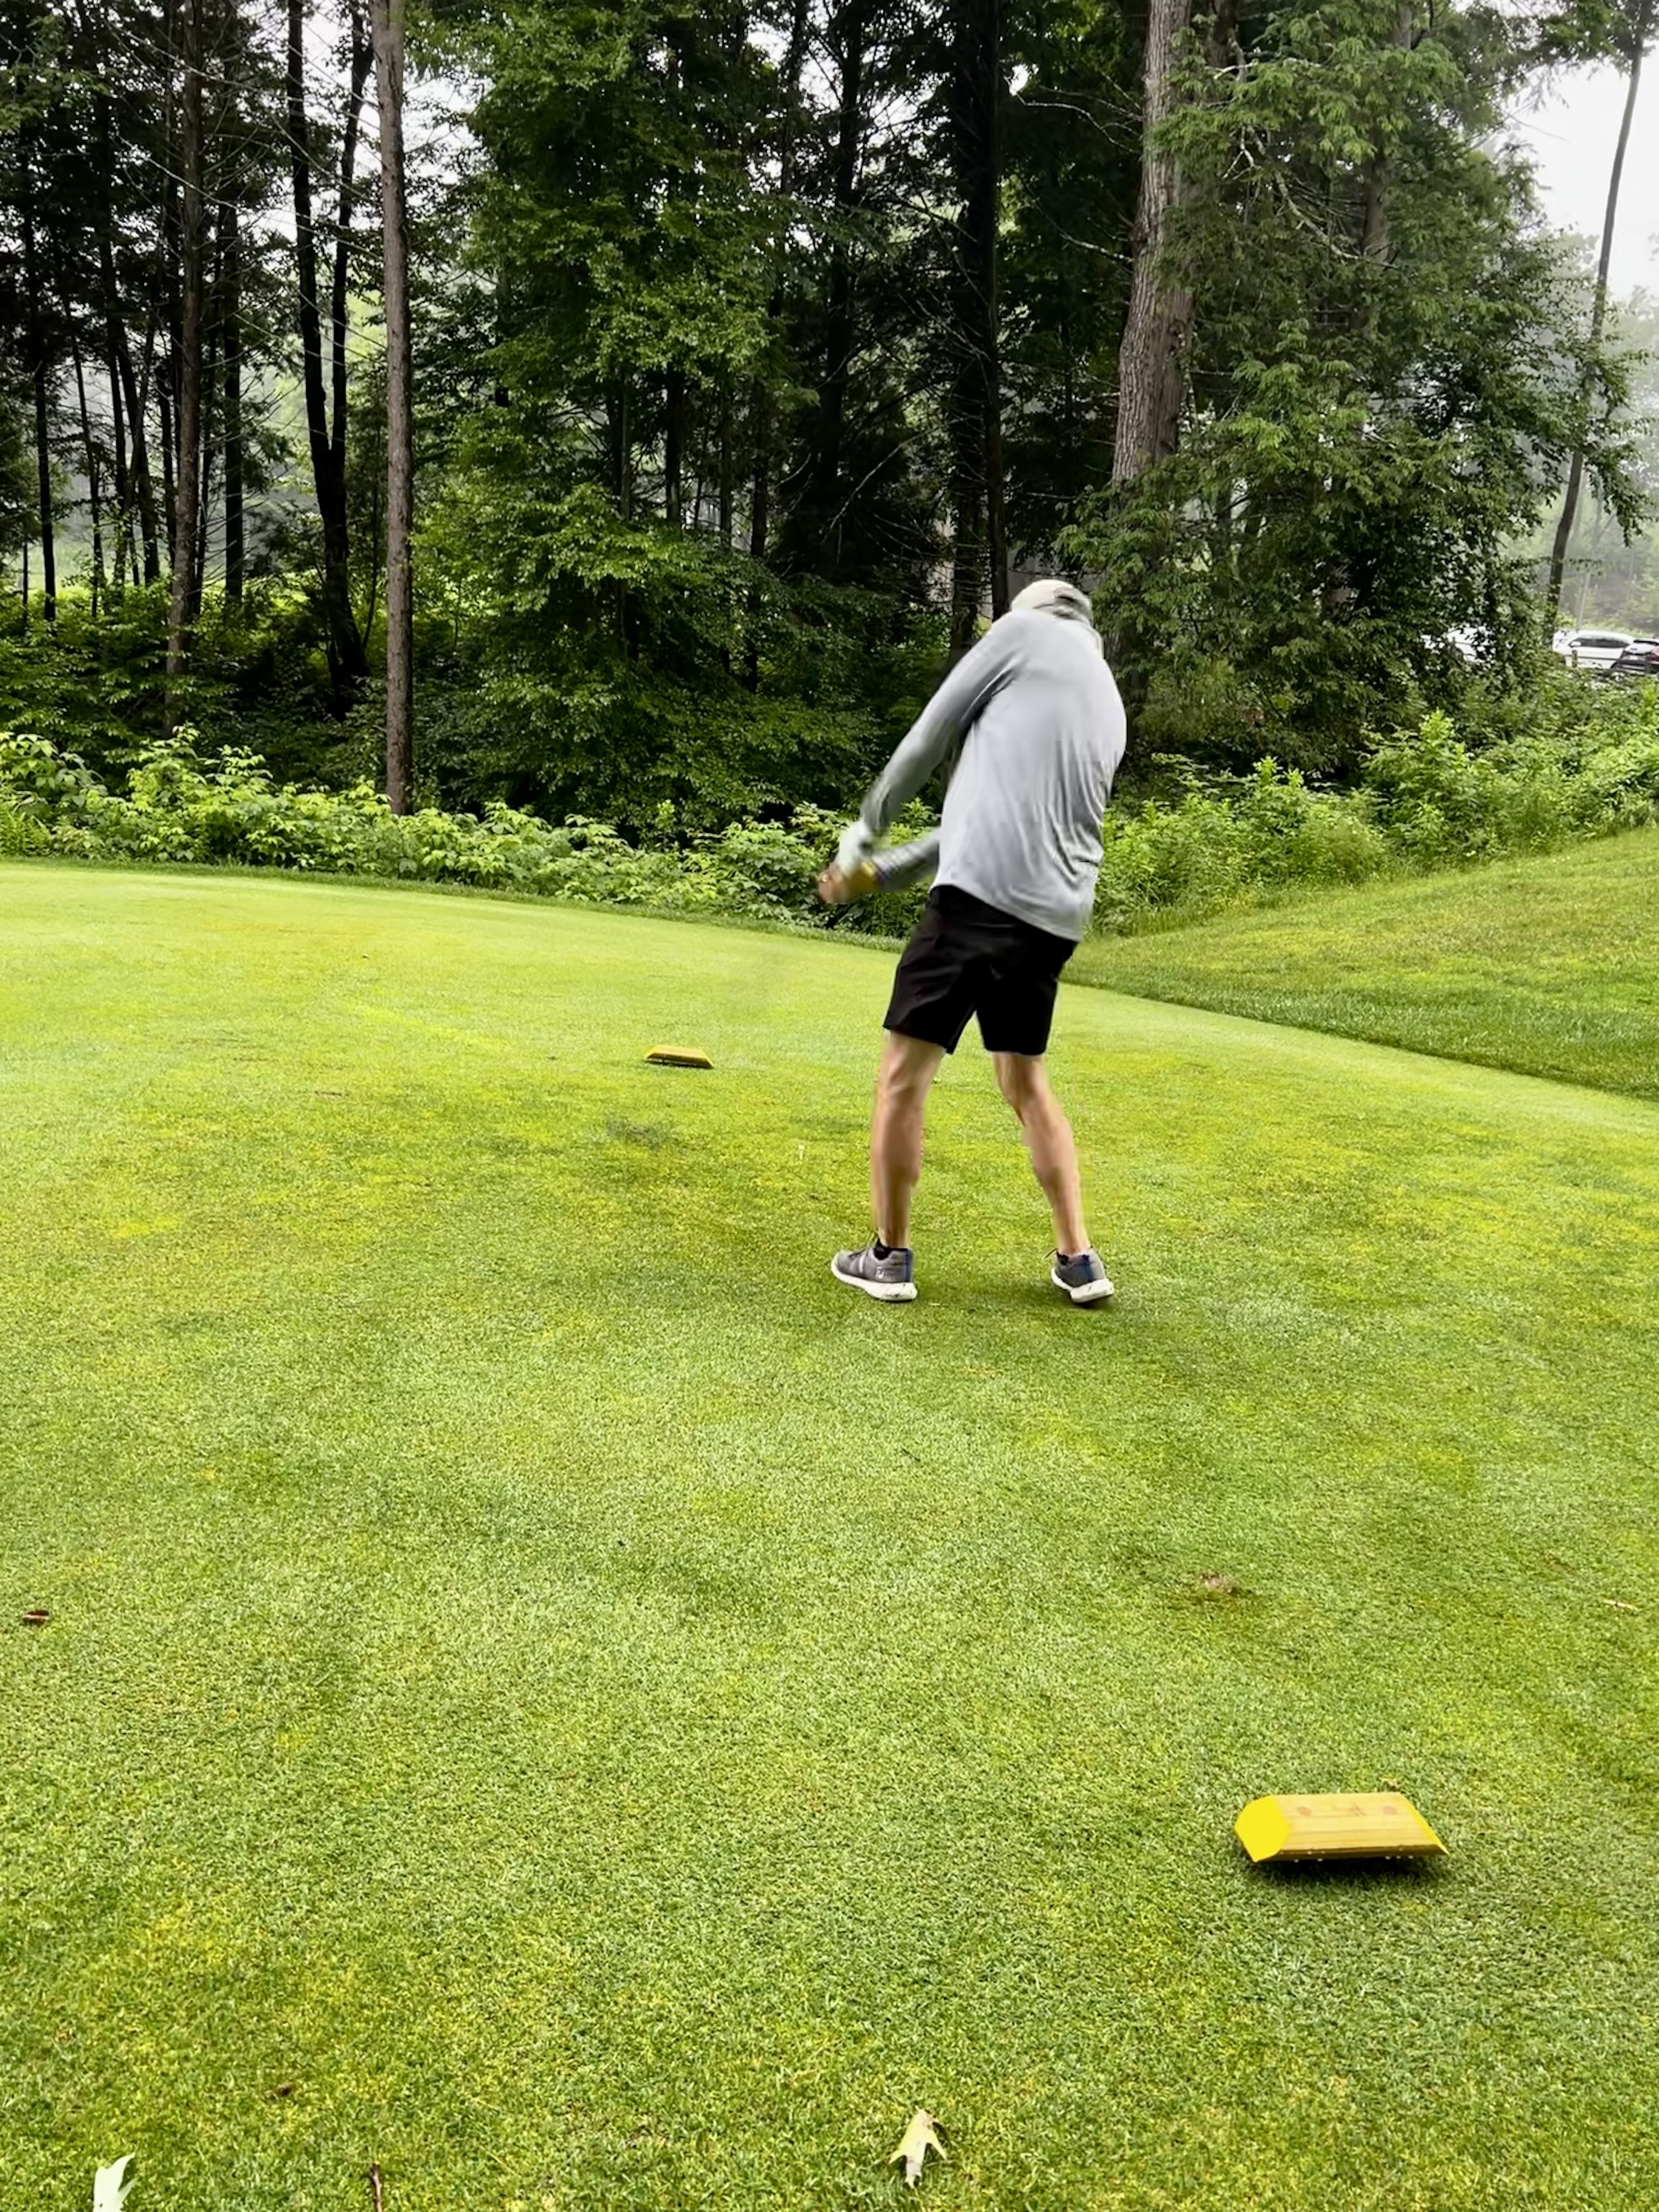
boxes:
[1511,60,1659,300]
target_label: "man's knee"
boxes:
[879,1033,943,1109]
[994,1051,1049,1117]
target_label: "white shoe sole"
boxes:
[1052,1266,1114,1305]
[831,1257,918,1302]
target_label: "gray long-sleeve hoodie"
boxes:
[839,605,1127,942]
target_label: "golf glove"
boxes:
[836,818,876,877]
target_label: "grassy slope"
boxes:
[1073,826,1659,1099]
[2,862,1657,2212]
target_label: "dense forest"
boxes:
[2,0,1655,832]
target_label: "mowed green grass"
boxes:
[1074,825,1659,1099]
[2,862,1657,2212]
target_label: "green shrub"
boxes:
[5,691,1657,942]
[1094,693,1659,932]
[0,729,930,936]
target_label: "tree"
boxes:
[1540,0,1657,621]
[82,15,165,585]
[166,0,205,699]
[286,0,373,704]
[944,0,1007,651]
[1070,0,1643,772]
[1111,0,1194,490]
[16,123,57,623]
[998,0,1136,571]
[0,374,32,562]
[371,0,413,810]
[221,187,244,605]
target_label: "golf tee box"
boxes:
[1235,1792,1446,1864]
[644,1045,714,1068]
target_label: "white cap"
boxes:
[1012,577,1095,623]
[1011,577,1101,651]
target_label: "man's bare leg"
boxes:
[871,1030,946,1248]
[992,1051,1090,1255]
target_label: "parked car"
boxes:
[1553,627,1633,672]
[1607,638,1659,681]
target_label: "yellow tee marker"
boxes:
[1234,1791,1446,1863]
[644,1046,714,1068]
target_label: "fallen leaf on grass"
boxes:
[21,1607,50,1627]
[92,2155,134,2212]
[266,2082,297,2100]
[1192,1572,1251,1601]
[889,2109,945,2187]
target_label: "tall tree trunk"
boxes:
[1112,0,1195,487]
[947,0,1005,650]
[718,382,733,550]
[747,0,810,574]
[665,370,685,527]
[111,312,161,583]
[1545,24,1647,623]
[804,0,867,566]
[288,0,368,704]
[67,318,106,617]
[55,228,108,610]
[161,0,182,560]
[746,388,771,567]
[331,12,374,481]
[123,318,162,583]
[222,195,244,607]
[19,137,57,626]
[107,335,131,589]
[92,89,133,586]
[158,375,177,555]
[362,467,382,636]
[373,0,415,813]
[166,0,205,708]
[949,474,984,656]
[610,379,633,522]
[193,204,223,625]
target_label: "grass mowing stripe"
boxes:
[2,861,1657,2210]
[1070,823,1659,1101]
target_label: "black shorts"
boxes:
[884,886,1076,1057]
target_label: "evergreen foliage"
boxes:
[1,0,1652,808]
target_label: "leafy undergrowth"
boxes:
[0,730,932,940]
[1074,823,1659,1101]
[8,687,1659,946]
[2,864,1656,2210]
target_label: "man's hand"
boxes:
[817,859,879,905]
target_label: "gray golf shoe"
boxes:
[1051,1249,1114,1305]
[831,1242,918,1302]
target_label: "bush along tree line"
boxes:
[5,675,1658,931]
[0,0,1654,846]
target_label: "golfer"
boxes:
[819,578,1126,1304]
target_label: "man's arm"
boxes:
[871,828,940,891]
[835,622,1019,875]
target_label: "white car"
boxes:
[1553,628,1633,672]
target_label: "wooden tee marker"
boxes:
[1235,1791,1446,1864]
[644,1046,714,1069]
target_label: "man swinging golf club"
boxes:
[820,577,1126,1305]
